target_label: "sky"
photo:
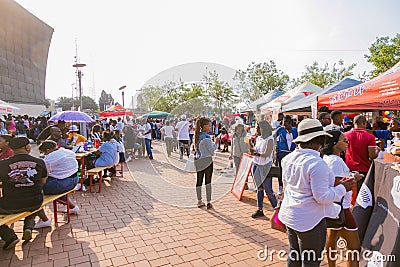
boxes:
[15,0,400,107]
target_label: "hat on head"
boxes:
[180,114,187,120]
[293,118,332,143]
[343,115,350,123]
[69,125,79,132]
[9,136,30,150]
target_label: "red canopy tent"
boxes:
[99,104,134,117]
[318,61,400,110]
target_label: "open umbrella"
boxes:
[48,111,95,123]
[141,111,171,119]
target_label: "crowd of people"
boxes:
[0,109,399,266]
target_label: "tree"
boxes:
[98,90,114,111]
[82,96,99,111]
[56,97,73,111]
[234,61,290,104]
[137,86,164,112]
[365,34,400,78]
[204,71,237,116]
[56,96,98,111]
[293,60,356,88]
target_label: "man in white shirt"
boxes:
[272,112,284,130]
[144,119,153,159]
[117,117,124,132]
[175,114,190,160]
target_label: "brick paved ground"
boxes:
[0,142,343,266]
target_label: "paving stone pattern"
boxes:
[0,142,341,266]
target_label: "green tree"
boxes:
[204,71,237,116]
[82,96,99,111]
[98,90,114,111]
[56,97,73,111]
[57,96,98,111]
[234,61,289,103]
[365,34,400,78]
[293,60,357,88]
[137,86,164,112]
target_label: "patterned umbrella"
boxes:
[48,111,95,123]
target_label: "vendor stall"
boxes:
[318,61,400,110]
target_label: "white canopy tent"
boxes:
[0,99,20,114]
[282,78,362,112]
[260,81,323,113]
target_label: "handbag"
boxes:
[270,208,287,233]
[326,197,345,228]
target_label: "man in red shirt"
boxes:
[345,115,379,193]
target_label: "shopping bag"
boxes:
[184,155,197,172]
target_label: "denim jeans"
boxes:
[253,163,277,209]
[145,138,153,157]
[42,176,79,200]
[38,176,78,216]
[287,219,326,267]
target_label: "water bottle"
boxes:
[386,140,392,151]
[88,141,93,149]
[83,141,88,151]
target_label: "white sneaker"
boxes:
[34,219,51,229]
[63,205,79,214]
[75,183,81,190]
[278,186,283,195]
[126,156,132,163]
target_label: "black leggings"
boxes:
[195,159,213,202]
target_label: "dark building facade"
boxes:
[0,0,53,106]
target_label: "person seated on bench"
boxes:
[92,132,117,177]
[0,137,47,249]
[0,134,14,160]
[34,140,80,228]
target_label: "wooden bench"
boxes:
[85,165,113,193]
[0,188,76,227]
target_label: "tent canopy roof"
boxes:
[318,61,400,110]
[282,77,361,112]
[248,89,284,111]
[260,81,322,111]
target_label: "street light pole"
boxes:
[73,63,86,111]
[119,85,126,107]
[71,83,75,110]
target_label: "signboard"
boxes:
[231,153,254,200]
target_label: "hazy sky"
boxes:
[15,0,400,106]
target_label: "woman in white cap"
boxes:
[278,119,355,266]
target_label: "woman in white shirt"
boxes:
[34,140,80,228]
[250,121,277,218]
[161,120,175,157]
[278,119,355,266]
[321,130,362,267]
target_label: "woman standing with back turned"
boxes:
[194,117,217,209]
